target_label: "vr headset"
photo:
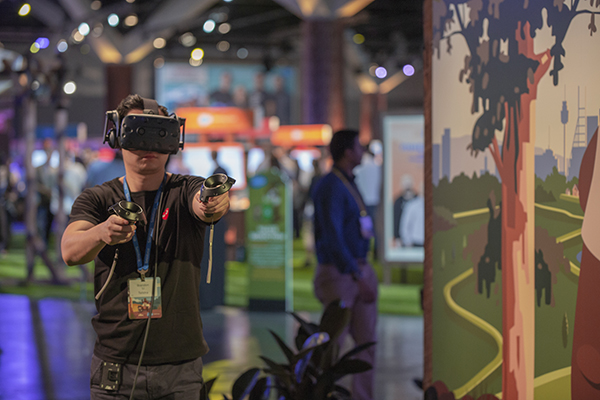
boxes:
[103,97,186,154]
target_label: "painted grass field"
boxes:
[432,197,582,399]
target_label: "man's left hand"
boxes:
[194,191,231,222]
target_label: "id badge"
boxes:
[359,215,374,239]
[127,277,162,319]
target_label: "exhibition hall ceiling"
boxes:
[0,0,423,76]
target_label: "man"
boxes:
[209,71,233,106]
[61,94,230,399]
[311,129,378,400]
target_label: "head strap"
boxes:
[142,98,159,115]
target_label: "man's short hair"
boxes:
[116,94,168,120]
[329,129,359,162]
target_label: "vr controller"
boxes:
[108,200,144,224]
[199,174,236,218]
[103,98,186,154]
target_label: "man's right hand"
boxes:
[99,215,137,245]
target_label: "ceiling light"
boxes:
[35,37,49,49]
[179,32,196,47]
[153,37,166,49]
[218,23,231,34]
[57,39,68,53]
[18,4,31,16]
[107,13,119,27]
[368,64,378,76]
[403,64,415,76]
[203,19,216,33]
[375,66,387,79]
[236,48,248,59]
[217,41,230,52]
[124,14,138,27]
[92,22,104,37]
[211,12,228,23]
[72,30,85,43]
[353,33,365,44]
[191,48,204,60]
[78,22,90,36]
[189,58,203,67]
[63,81,77,94]
[90,1,101,10]
[154,57,165,69]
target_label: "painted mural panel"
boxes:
[430,1,600,399]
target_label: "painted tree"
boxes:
[432,1,600,398]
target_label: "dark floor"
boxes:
[0,294,423,400]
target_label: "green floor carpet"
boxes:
[0,234,423,315]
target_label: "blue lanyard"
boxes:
[123,174,166,276]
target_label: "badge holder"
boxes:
[199,174,236,283]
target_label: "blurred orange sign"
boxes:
[176,107,253,134]
[271,124,332,146]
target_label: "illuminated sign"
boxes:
[176,107,253,134]
[271,124,332,146]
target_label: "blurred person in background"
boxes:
[209,71,233,107]
[393,174,416,247]
[354,143,382,258]
[311,129,378,400]
[52,150,87,219]
[86,149,126,189]
[400,182,424,247]
[0,154,11,255]
[36,139,57,245]
[272,75,291,125]
[232,85,248,108]
[302,157,323,267]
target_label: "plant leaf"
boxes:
[330,359,373,377]
[291,312,319,350]
[232,368,260,400]
[314,371,335,399]
[339,341,376,363]
[333,384,352,397]
[319,300,351,341]
[269,329,295,364]
[248,376,270,400]
[200,376,218,400]
[259,356,289,375]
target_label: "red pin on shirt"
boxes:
[162,208,169,220]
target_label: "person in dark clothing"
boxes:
[393,174,416,246]
[312,129,378,400]
[209,72,234,107]
[61,94,230,399]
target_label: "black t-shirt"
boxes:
[69,174,209,365]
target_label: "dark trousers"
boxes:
[90,354,204,400]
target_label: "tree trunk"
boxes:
[500,101,535,400]
[493,22,551,399]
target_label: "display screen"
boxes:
[179,143,246,190]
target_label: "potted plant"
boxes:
[203,299,375,400]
